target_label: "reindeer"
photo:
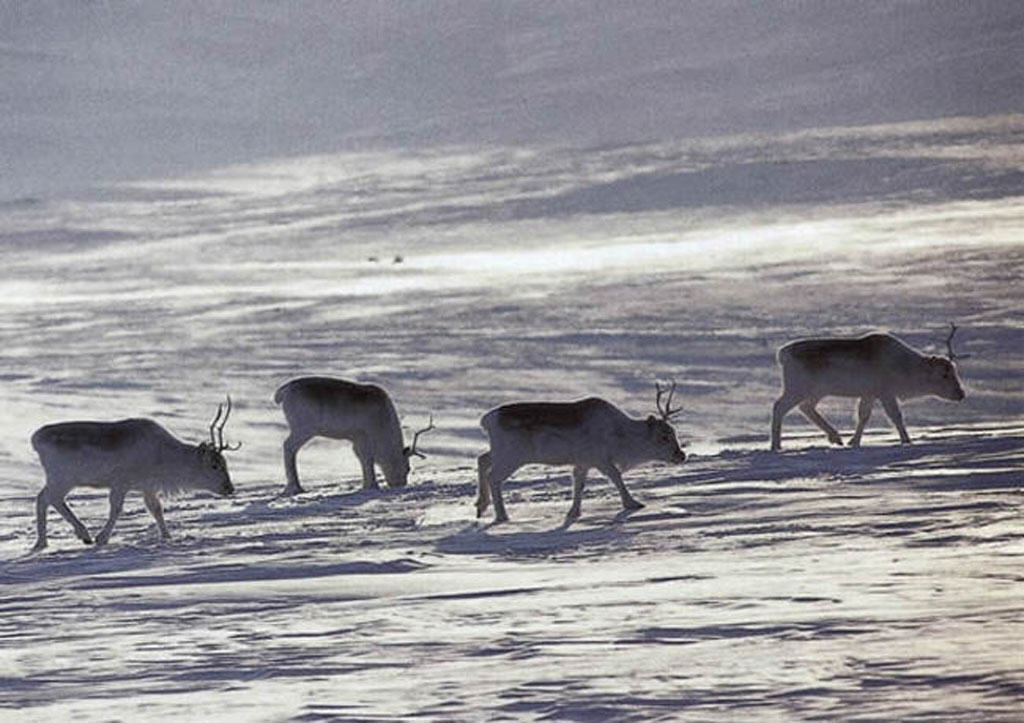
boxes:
[274,376,434,495]
[771,324,968,451]
[30,398,238,550]
[475,382,687,524]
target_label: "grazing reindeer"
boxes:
[31,398,238,550]
[771,324,968,451]
[274,376,434,495]
[475,382,687,524]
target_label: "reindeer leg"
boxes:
[143,490,170,539]
[565,465,588,523]
[352,436,379,491]
[475,451,492,518]
[880,396,911,445]
[282,432,309,496]
[596,461,643,511]
[94,486,127,546]
[848,396,875,447]
[46,489,93,546]
[357,454,378,490]
[798,398,843,446]
[486,457,518,524]
[771,391,802,451]
[33,490,50,551]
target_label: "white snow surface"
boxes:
[2,115,1024,719]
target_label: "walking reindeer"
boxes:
[274,376,434,495]
[771,324,968,451]
[476,382,687,524]
[31,398,238,550]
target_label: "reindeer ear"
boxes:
[405,445,427,459]
[646,415,658,425]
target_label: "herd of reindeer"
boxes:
[27,325,968,551]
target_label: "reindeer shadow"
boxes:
[0,539,170,584]
[202,482,423,527]
[650,427,1024,495]
[435,516,639,560]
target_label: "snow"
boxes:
[2,429,1022,719]
[4,1,1024,201]
[2,85,1024,723]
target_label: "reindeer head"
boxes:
[382,415,435,488]
[927,323,967,402]
[196,396,239,496]
[645,381,687,464]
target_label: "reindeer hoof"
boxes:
[81,536,94,546]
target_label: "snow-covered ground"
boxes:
[2,115,1023,719]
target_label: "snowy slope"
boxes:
[3,1,1023,199]
[2,425,1023,720]
[1,114,1023,718]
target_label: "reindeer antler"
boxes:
[210,396,241,452]
[408,414,435,459]
[945,323,972,361]
[655,380,683,422]
[209,402,223,447]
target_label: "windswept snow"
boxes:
[3,1,1024,200]
[2,428,1022,719]
[1,116,1023,718]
